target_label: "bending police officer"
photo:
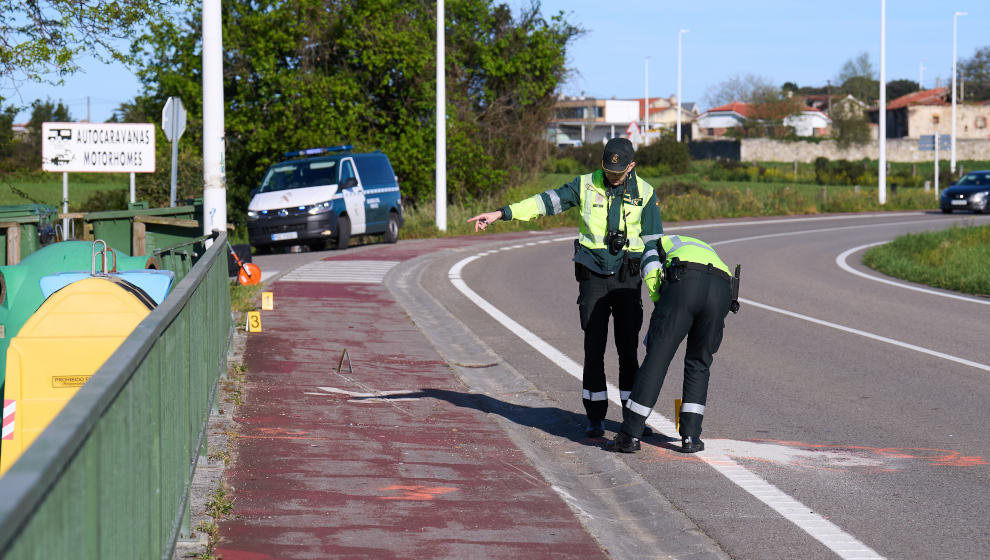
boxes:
[468,138,664,438]
[605,234,740,453]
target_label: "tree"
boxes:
[886,79,920,101]
[0,0,190,87]
[835,52,879,103]
[0,98,17,159]
[960,46,990,101]
[830,98,870,148]
[132,0,579,219]
[705,74,803,138]
[703,73,779,108]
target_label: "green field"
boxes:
[0,173,133,209]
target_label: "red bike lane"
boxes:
[215,236,608,559]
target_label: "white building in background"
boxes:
[783,107,831,137]
[548,96,641,146]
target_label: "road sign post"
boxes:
[919,134,950,198]
[162,97,187,207]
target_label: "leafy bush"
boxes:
[635,138,691,174]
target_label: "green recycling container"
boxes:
[0,205,59,265]
[84,203,202,256]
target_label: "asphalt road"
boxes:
[415,211,990,560]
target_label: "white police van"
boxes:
[246,145,403,252]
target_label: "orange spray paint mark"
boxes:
[379,485,458,501]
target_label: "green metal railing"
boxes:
[0,232,232,559]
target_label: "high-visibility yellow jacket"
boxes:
[500,169,663,275]
[640,234,730,301]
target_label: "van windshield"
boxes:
[258,159,338,192]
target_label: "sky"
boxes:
[4,0,989,124]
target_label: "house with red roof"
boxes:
[870,87,990,139]
[694,102,754,137]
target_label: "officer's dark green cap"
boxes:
[602,138,634,172]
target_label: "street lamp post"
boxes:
[951,11,967,174]
[644,56,650,133]
[677,29,689,142]
[436,0,446,231]
[878,0,886,205]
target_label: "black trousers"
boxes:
[577,270,643,422]
[620,269,730,439]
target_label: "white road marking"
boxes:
[280,260,398,284]
[304,386,420,402]
[449,256,884,560]
[738,298,990,372]
[836,242,990,306]
[452,213,982,557]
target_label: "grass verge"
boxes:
[862,223,990,296]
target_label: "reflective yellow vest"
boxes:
[577,171,654,254]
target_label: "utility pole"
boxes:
[878,0,887,205]
[919,60,926,90]
[951,11,967,173]
[677,29,689,142]
[435,0,446,231]
[202,0,227,241]
[644,56,650,133]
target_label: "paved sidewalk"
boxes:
[215,236,610,559]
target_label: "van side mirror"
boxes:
[249,187,259,197]
[342,177,358,189]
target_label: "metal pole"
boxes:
[130,173,136,204]
[62,172,69,238]
[435,0,446,232]
[677,29,688,142]
[170,138,179,207]
[951,11,967,174]
[935,131,940,198]
[919,60,925,90]
[202,0,227,242]
[878,0,887,205]
[644,56,649,133]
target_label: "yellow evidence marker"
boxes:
[261,291,274,311]
[246,311,262,332]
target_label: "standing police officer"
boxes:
[605,234,740,453]
[468,138,664,438]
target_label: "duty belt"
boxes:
[671,260,731,282]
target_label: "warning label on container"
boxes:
[42,122,156,173]
[51,375,92,388]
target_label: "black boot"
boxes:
[680,436,704,453]
[604,431,641,453]
[585,419,605,438]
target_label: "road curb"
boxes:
[386,244,730,560]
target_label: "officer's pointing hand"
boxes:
[467,210,502,232]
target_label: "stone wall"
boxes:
[740,137,990,163]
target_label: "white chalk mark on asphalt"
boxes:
[304,386,421,402]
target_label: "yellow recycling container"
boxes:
[0,276,155,475]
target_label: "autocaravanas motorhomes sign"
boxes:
[41,122,156,173]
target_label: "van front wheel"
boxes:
[383,212,400,244]
[334,216,351,250]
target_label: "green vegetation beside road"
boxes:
[398,170,943,240]
[863,224,990,297]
